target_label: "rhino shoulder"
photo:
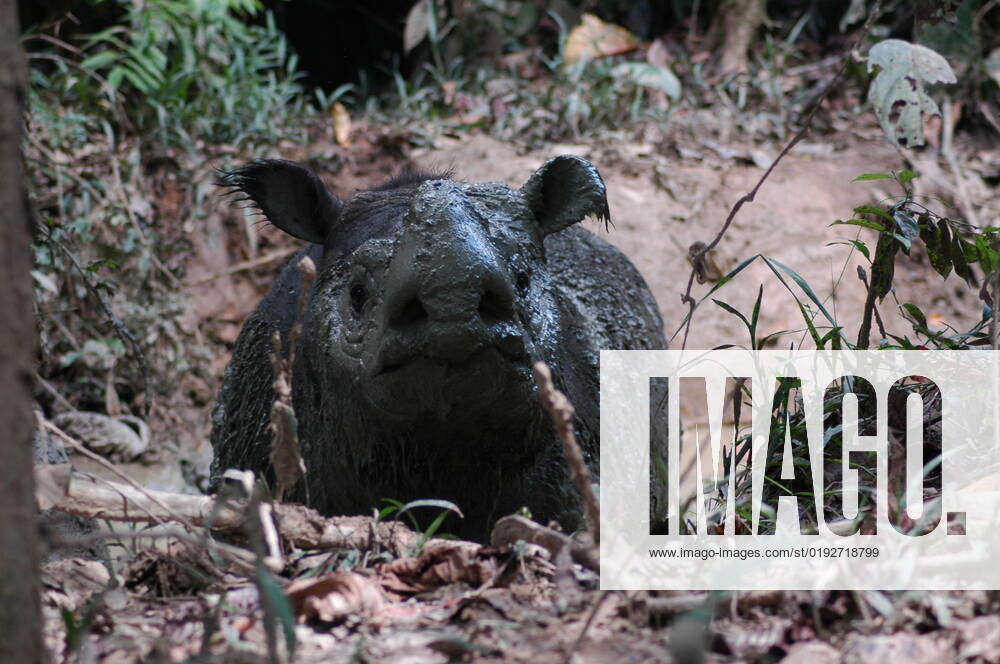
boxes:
[543,226,666,353]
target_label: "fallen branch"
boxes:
[41,416,191,530]
[47,467,426,556]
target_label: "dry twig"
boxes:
[41,416,192,530]
[267,255,315,502]
[47,467,427,555]
[532,362,600,544]
[183,246,299,288]
[677,1,883,349]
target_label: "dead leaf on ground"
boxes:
[564,14,637,66]
[646,38,670,69]
[42,558,111,611]
[841,633,954,664]
[779,641,839,664]
[286,572,385,624]
[954,615,1000,662]
[125,540,221,598]
[379,542,498,595]
[35,462,72,510]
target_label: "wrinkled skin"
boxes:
[211,155,666,541]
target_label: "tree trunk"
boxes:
[710,0,766,74]
[0,0,43,662]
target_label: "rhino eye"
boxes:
[349,284,367,316]
[515,271,530,296]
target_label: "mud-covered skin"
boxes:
[211,156,665,541]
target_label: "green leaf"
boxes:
[761,258,842,334]
[974,235,999,274]
[106,67,125,91]
[870,234,899,300]
[827,240,871,260]
[394,499,464,519]
[853,172,891,181]
[80,50,119,71]
[256,570,296,655]
[892,208,920,242]
[853,205,894,223]
[820,327,844,350]
[897,170,918,185]
[749,285,763,347]
[901,303,927,329]
[832,218,886,232]
[923,219,952,277]
[795,299,823,348]
[713,298,756,346]
[670,254,761,341]
[951,233,977,287]
[415,509,454,548]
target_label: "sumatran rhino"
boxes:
[211,156,665,540]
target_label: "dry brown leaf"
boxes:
[34,462,72,510]
[841,633,953,664]
[564,13,637,66]
[441,80,456,106]
[646,38,670,69]
[41,558,111,611]
[780,641,839,664]
[955,615,1000,662]
[286,572,384,624]
[331,102,352,147]
[379,542,496,595]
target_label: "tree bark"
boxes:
[710,0,766,74]
[0,0,43,662]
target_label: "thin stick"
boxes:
[533,362,600,545]
[566,591,614,664]
[678,1,882,350]
[184,246,299,288]
[41,417,194,531]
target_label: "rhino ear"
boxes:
[221,159,341,244]
[519,155,611,236]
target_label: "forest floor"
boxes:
[38,107,1000,662]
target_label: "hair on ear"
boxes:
[218,159,341,244]
[519,155,611,236]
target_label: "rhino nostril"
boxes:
[392,296,428,327]
[515,271,530,297]
[350,284,367,316]
[479,286,515,324]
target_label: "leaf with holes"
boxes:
[866,39,956,148]
[612,62,681,100]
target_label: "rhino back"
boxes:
[545,226,665,354]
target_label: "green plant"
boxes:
[835,170,996,349]
[680,167,995,536]
[31,0,305,149]
[377,498,463,551]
